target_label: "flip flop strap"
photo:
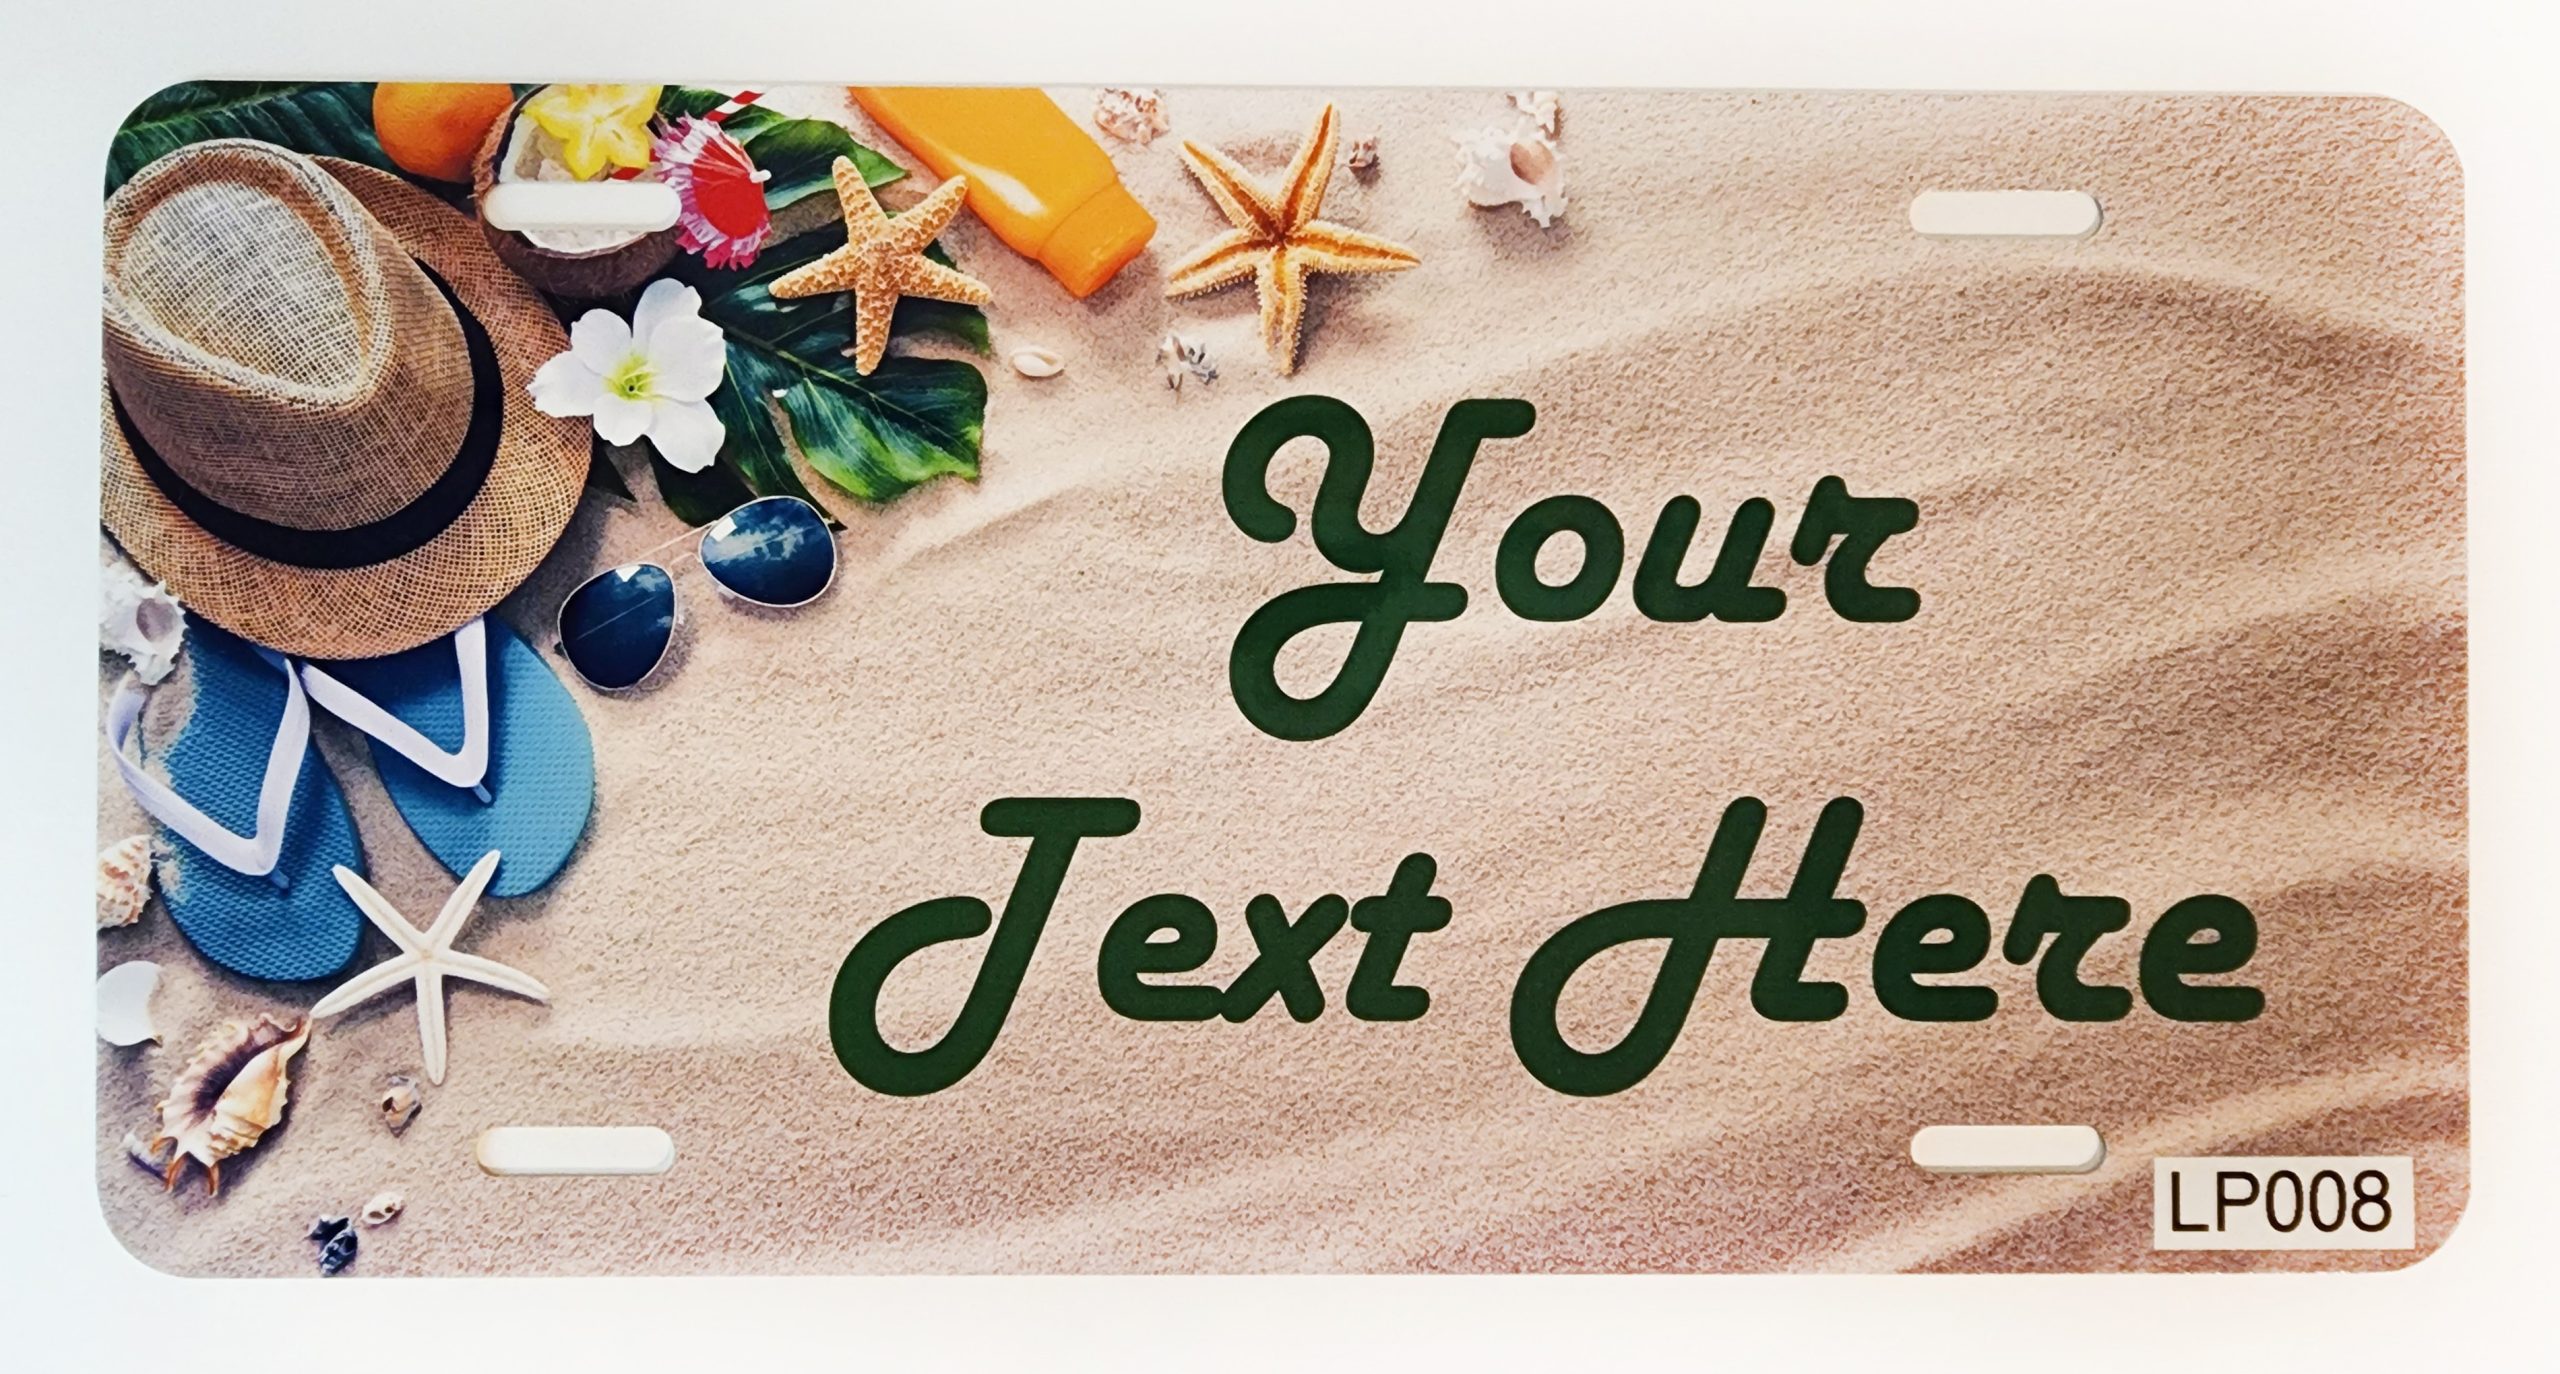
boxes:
[297,617,490,790]
[104,644,308,879]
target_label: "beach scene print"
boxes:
[94,85,2461,1274]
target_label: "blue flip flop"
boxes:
[300,616,594,898]
[105,622,365,981]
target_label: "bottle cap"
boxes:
[1043,182,1156,299]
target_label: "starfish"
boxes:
[1164,103,1420,375]
[767,157,993,376]
[310,851,547,1085]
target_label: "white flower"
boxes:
[528,278,729,472]
[101,554,185,684]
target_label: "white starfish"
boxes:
[310,851,547,1084]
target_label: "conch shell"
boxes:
[1452,124,1567,228]
[150,1013,310,1194]
[100,556,186,685]
[1093,87,1171,146]
[97,833,154,928]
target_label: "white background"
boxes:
[4,0,2552,1366]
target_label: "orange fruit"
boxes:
[373,83,518,183]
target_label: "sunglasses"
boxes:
[555,495,837,691]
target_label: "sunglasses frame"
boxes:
[554,494,838,693]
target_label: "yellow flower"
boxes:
[523,83,664,180]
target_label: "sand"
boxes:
[95,88,2463,1273]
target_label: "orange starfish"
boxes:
[769,157,993,376]
[1165,104,1419,375]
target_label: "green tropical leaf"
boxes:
[108,82,392,194]
[672,220,987,506]
[735,118,907,215]
[699,360,838,523]
[585,438,635,500]
[650,450,756,526]
[731,345,984,503]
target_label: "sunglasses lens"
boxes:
[699,497,836,608]
[558,563,676,690]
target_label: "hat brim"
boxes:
[102,157,590,661]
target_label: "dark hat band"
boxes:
[110,263,505,572]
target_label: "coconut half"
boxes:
[471,89,681,300]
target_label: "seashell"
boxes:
[360,1190,405,1227]
[1346,134,1380,174]
[380,1075,422,1133]
[309,1214,357,1275]
[1156,332,1217,393]
[149,1013,310,1195]
[97,833,155,929]
[1009,345,1065,379]
[1092,87,1171,146]
[100,556,187,685]
[96,961,163,1046]
[1509,90,1561,139]
[1453,125,1567,228]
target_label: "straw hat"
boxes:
[101,139,588,659]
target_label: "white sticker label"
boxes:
[2152,1157,2414,1250]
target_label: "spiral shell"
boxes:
[97,834,154,929]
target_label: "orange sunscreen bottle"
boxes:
[849,87,1155,300]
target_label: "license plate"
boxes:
[92,82,2463,1274]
